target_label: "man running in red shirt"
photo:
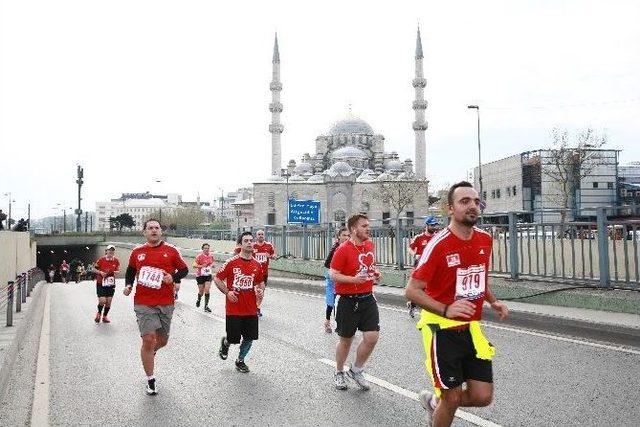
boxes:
[123,219,188,395]
[216,231,265,373]
[193,243,215,313]
[407,216,440,318]
[330,213,381,391]
[93,245,120,323]
[252,229,275,316]
[405,182,508,427]
[60,260,70,283]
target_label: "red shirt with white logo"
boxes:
[216,255,264,316]
[412,227,493,321]
[128,242,188,306]
[410,233,435,258]
[195,252,215,277]
[95,257,120,286]
[330,239,376,295]
[252,241,275,274]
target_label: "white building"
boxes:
[95,192,183,231]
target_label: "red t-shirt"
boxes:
[215,255,264,316]
[195,252,215,277]
[128,242,188,306]
[412,226,493,321]
[252,241,275,274]
[410,233,435,258]
[95,257,120,286]
[330,239,377,295]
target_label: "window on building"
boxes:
[482,191,487,201]
[268,193,275,208]
[607,182,613,189]
[382,212,390,225]
[512,186,517,196]
[267,213,276,225]
[496,189,501,199]
[406,211,414,226]
[506,187,511,197]
[491,190,496,199]
[593,182,599,188]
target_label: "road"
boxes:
[1,279,639,426]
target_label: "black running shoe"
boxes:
[146,378,158,395]
[196,298,201,308]
[204,306,212,313]
[235,360,250,373]
[218,336,229,360]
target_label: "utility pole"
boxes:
[75,165,84,232]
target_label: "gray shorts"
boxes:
[134,304,175,337]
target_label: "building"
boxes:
[252,30,430,226]
[95,192,184,231]
[618,161,640,207]
[473,149,619,222]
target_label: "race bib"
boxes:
[455,265,486,300]
[102,276,116,287]
[201,266,212,276]
[137,266,165,290]
[254,253,268,263]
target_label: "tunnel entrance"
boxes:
[37,244,100,281]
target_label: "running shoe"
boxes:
[218,336,230,360]
[235,360,250,373]
[334,371,348,390]
[324,322,332,334]
[204,306,212,313]
[94,312,101,323]
[418,389,436,426]
[146,378,158,396]
[101,316,111,323]
[196,298,201,308]
[346,366,370,391]
[257,308,262,317]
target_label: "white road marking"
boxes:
[318,358,502,427]
[31,285,51,426]
[269,288,640,355]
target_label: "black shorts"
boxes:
[335,294,380,338]
[196,275,212,285]
[96,285,116,298]
[225,315,259,344]
[430,328,493,389]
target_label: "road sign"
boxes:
[288,200,320,224]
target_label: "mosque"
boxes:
[252,29,430,225]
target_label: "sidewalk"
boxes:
[268,274,640,330]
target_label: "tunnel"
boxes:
[37,244,101,282]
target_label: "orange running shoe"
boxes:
[94,312,101,323]
[102,316,111,323]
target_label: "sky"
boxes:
[1,0,639,220]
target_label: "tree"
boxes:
[543,127,607,230]
[148,206,206,231]
[374,176,428,220]
[109,213,136,231]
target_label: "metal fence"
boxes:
[2,268,44,326]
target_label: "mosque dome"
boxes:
[356,169,377,183]
[307,174,324,183]
[328,117,374,136]
[293,162,313,175]
[386,160,404,171]
[326,161,354,177]
[330,146,368,160]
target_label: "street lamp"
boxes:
[467,105,484,213]
[281,168,291,223]
[3,192,14,230]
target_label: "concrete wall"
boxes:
[0,231,36,287]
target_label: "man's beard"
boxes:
[461,216,478,226]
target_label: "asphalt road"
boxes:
[2,279,639,426]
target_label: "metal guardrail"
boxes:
[3,268,44,327]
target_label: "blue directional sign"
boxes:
[288,199,320,224]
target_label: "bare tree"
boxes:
[147,207,206,231]
[543,127,607,231]
[374,177,428,220]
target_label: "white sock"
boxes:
[147,375,155,381]
[430,394,438,410]
[351,365,364,373]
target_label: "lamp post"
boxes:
[75,165,84,232]
[281,168,290,223]
[3,192,13,230]
[467,105,484,213]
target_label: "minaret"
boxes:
[412,27,428,179]
[269,33,284,176]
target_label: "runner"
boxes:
[93,245,120,323]
[47,264,56,283]
[123,219,188,395]
[60,260,69,283]
[329,213,381,391]
[323,227,349,333]
[251,229,275,317]
[407,216,440,318]
[216,231,265,373]
[405,181,509,427]
[193,243,215,313]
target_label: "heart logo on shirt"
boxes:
[358,252,375,270]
